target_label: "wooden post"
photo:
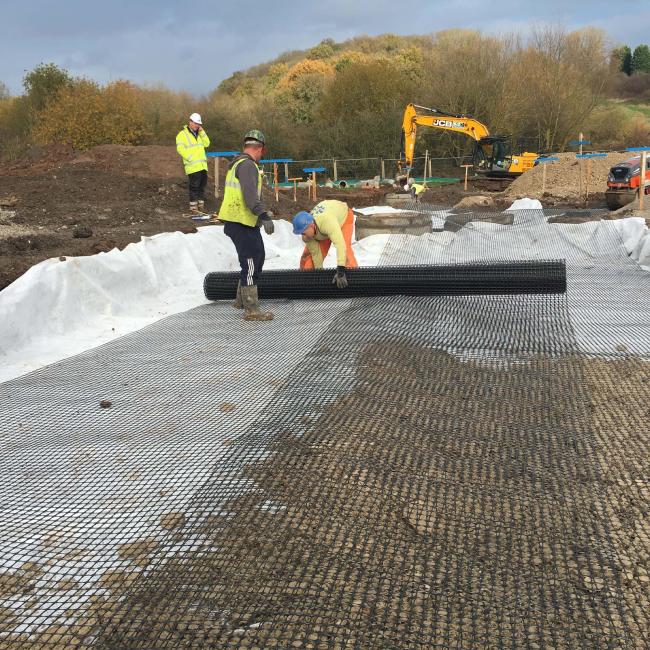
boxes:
[312,171,317,202]
[640,151,648,211]
[333,159,338,182]
[585,158,592,202]
[284,162,289,182]
[542,163,547,193]
[460,164,473,191]
[273,163,279,202]
[428,158,432,181]
[423,150,429,187]
[214,158,220,198]
[381,158,386,180]
[288,177,301,202]
[578,158,583,202]
[579,132,584,156]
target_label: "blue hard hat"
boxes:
[292,211,314,235]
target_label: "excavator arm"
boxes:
[401,103,491,168]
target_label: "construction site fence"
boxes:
[256,155,470,185]
[242,146,646,186]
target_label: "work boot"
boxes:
[241,285,273,321]
[198,199,205,213]
[189,201,199,215]
[233,281,243,309]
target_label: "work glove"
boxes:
[332,266,348,289]
[258,212,274,235]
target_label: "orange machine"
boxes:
[400,103,538,177]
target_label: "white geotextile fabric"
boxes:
[0,220,387,382]
[1,207,649,382]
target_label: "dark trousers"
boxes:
[188,170,207,202]
[224,221,265,286]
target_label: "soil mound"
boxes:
[69,145,186,181]
[505,151,624,203]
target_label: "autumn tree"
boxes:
[23,63,72,112]
[612,45,633,75]
[504,27,609,152]
[34,79,148,149]
[307,39,336,60]
[276,60,334,124]
[317,60,415,159]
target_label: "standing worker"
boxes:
[291,199,358,289]
[218,130,275,321]
[176,112,210,216]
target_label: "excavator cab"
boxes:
[473,136,538,177]
[473,136,512,176]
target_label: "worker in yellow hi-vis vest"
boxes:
[176,112,210,215]
[218,130,275,322]
[408,178,425,203]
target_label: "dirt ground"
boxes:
[12,343,645,649]
[0,144,623,291]
[0,145,393,291]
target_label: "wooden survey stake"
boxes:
[460,164,473,191]
[288,177,302,202]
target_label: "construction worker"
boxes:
[218,129,275,321]
[176,112,210,215]
[409,178,425,203]
[292,200,358,289]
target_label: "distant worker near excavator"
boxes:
[408,178,425,203]
[176,112,210,216]
[292,199,358,289]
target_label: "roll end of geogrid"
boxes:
[204,261,566,301]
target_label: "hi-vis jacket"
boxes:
[176,125,210,175]
[305,200,350,267]
[219,157,263,228]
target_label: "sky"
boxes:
[0,0,648,97]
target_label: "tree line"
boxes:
[1,28,649,166]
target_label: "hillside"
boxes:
[199,29,649,167]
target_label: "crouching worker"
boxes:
[408,179,425,203]
[219,129,275,321]
[292,200,358,289]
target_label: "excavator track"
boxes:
[470,177,514,192]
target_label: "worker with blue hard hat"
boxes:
[292,199,358,288]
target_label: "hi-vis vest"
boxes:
[219,158,263,227]
[175,125,210,175]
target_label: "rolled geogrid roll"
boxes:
[204,261,566,300]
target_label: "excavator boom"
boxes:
[402,103,490,167]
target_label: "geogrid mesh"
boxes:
[0,205,649,649]
[204,262,567,300]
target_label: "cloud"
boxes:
[0,0,646,96]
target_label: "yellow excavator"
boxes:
[401,103,538,178]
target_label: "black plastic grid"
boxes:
[0,206,648,649]
[204,262,567,301]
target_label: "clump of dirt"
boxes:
[452,194,496,210]
[505,151,623,203]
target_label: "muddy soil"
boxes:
[0,145,615,291]
[0,145,390,290]
[15,343,643,649]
